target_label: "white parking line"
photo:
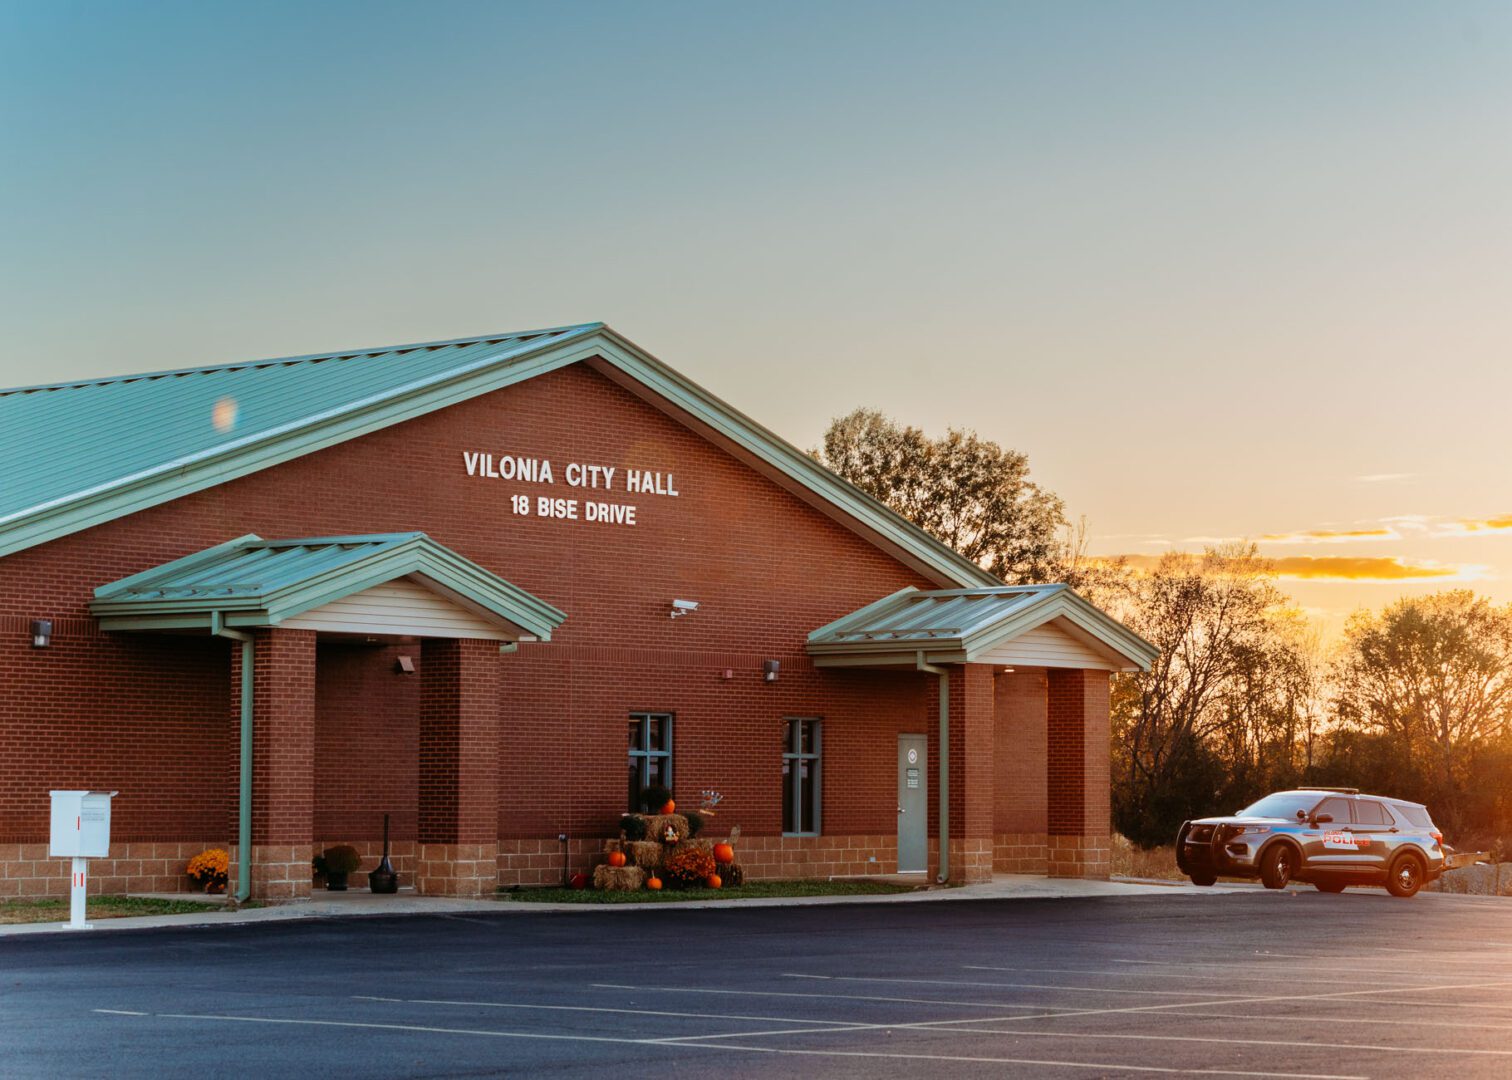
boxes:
[782,973,1243,998]
[1149,1009,1512,1034]
[1225,948,1510,966]
[931,1023,1512,1057]
[1111,957,1503,979]
[92,1010,1366,1080]
[904,976,1512,1026]
[591,981,1052,1010]
[659,1040,1369,1079]
[352,994,863,1027]
[962,964,1414,987]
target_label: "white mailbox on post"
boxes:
[49,790,117,929]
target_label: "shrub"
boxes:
[684,811,704,837]
[663,845,717,888]
[320,844,362,874]
[640,784,673,813]
[619,814,648,841]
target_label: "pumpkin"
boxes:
[706,873,722,889]
[607,851,627,868]
[660,799,676,815]
[646,875,663,890]
[713,842,735,865]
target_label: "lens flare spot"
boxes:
[212,397,239,433]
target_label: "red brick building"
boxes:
[0,324,1155,901]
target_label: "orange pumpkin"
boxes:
[706,873,722,889]
[607,851,627,868]
[713,842,735,865]
[660,800,676,815]
[646,876,663,890]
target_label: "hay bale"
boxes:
[625,841,664,869]
[593,865,646,892]
[643,814,690,842]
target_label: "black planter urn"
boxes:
[368,813,399,894]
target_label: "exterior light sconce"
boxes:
[763,659,780,682]
[670,599,699,619]
[1001,667,1015,674]
[394,655,416,675]
[31,619,52,648]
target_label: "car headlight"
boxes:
[1231,826,1270,836]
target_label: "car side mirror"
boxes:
[1313,813,1333,824]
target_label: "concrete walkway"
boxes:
[0,874,1246,938]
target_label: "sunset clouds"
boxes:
[1180,513,1512,548]
[1111,553,1477,583]
[1258,527,1397,544]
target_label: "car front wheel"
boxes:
[1259,843,1297,889]
[1386,854,1424,898]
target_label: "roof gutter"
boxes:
[211,612,254,904]
[916,651,950,885]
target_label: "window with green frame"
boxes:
[627,712,673,811]
[782,717,821,836]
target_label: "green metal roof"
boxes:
[90,532,566,640]
[0,323,999,589]
[807,585,1158,672]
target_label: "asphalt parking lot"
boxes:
[2,888,1509,1078]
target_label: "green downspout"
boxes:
[916,653,950,885]
[212,613,254,903]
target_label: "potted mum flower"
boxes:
[186,848,229,894]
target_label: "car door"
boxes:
[1307,797,1360,872]
[1349,798,1395,874]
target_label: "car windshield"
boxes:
[1236,793,1318,820]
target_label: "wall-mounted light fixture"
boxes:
[31,619,52,649]
[1001,667,1015,674]
[394,655,416,675]
[670,599,699,619]
[763,659,780,682]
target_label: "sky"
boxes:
[2,2,1509,635]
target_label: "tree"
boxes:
[816,408,1067,583]
[1331,591,1512,833]
[1110,545,1317,845]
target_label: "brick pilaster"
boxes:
[417,638,499,895]
[238,628,317,902]
[939,663,995,884]
[1046,667,1111,878]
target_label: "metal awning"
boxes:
[90,532,565,641]
[807,584,1157,672]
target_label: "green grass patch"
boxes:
[500,879,923,904]
[0,895,224,925]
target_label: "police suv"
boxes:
[1176,788,1473,898]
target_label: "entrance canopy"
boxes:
[807,584,1156,672]
[90,532,565,641]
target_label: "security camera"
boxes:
[670,599,699,618]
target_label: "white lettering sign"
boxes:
[463,450,677,528]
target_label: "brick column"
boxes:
[227,628,317,902]
[940,663,996,884]
[416,638,500,896]
[1046,668,1111,878]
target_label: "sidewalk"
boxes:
[0,874,1244,938]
